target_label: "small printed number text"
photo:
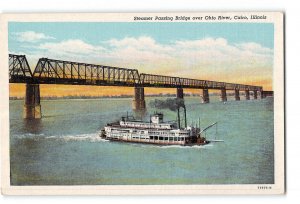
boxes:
[257,186,272,190]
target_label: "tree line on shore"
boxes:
[9,91,252,100]
[9,93,202,100]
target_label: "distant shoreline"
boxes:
[9,92,250,100]
[9,94,190,100]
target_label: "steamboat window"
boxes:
[169,137,173,141]
[155,136,158,140]
[164,137,168,140]
[150,136,154,140]
[159,137,163,140]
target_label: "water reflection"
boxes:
[22,119,43,134]
[133,109,147,120]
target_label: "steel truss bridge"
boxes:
[9,54,262,92]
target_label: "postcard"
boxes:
[0,12,284,195]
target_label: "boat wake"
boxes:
[46,133,108,142]
[13,133,108,143]
[159,144,214,149]
[129,143,214,149]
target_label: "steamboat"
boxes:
[100,106,218,146]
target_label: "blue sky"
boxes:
[8,22,274,89]
[9,22,274,50]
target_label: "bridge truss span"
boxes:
[139,73,182,88]
[9,54,33,82]
[140,73,262,91]
[32,58,141,86]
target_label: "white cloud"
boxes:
[103,36,174,67]
[175,37,229,49]
[39,39,105,56]
[13,31,55,43]
[100,37,273,79]
[237,42,273,55]
[26,39,109,63]
[107,36,172,52]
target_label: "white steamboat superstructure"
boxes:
[100,112,209,146]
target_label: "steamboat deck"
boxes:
[100,111,209,146]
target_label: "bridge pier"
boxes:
[176,88,184,99]
[23,84,42,119]
[201,89,209,103]
[245,90,250,100]
[235,89,240,101]
[260,90,265,99]
[132,87,146,110]
[220,88,227,102]
[253,90,258,99]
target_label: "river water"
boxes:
[9,96,274,185]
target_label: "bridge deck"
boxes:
[9,54,262,91]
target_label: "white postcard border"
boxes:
[0,12,284,195]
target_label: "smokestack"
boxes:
[149,98,186,129]
[184,105,187,128]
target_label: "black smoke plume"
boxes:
[149,98,185,111]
